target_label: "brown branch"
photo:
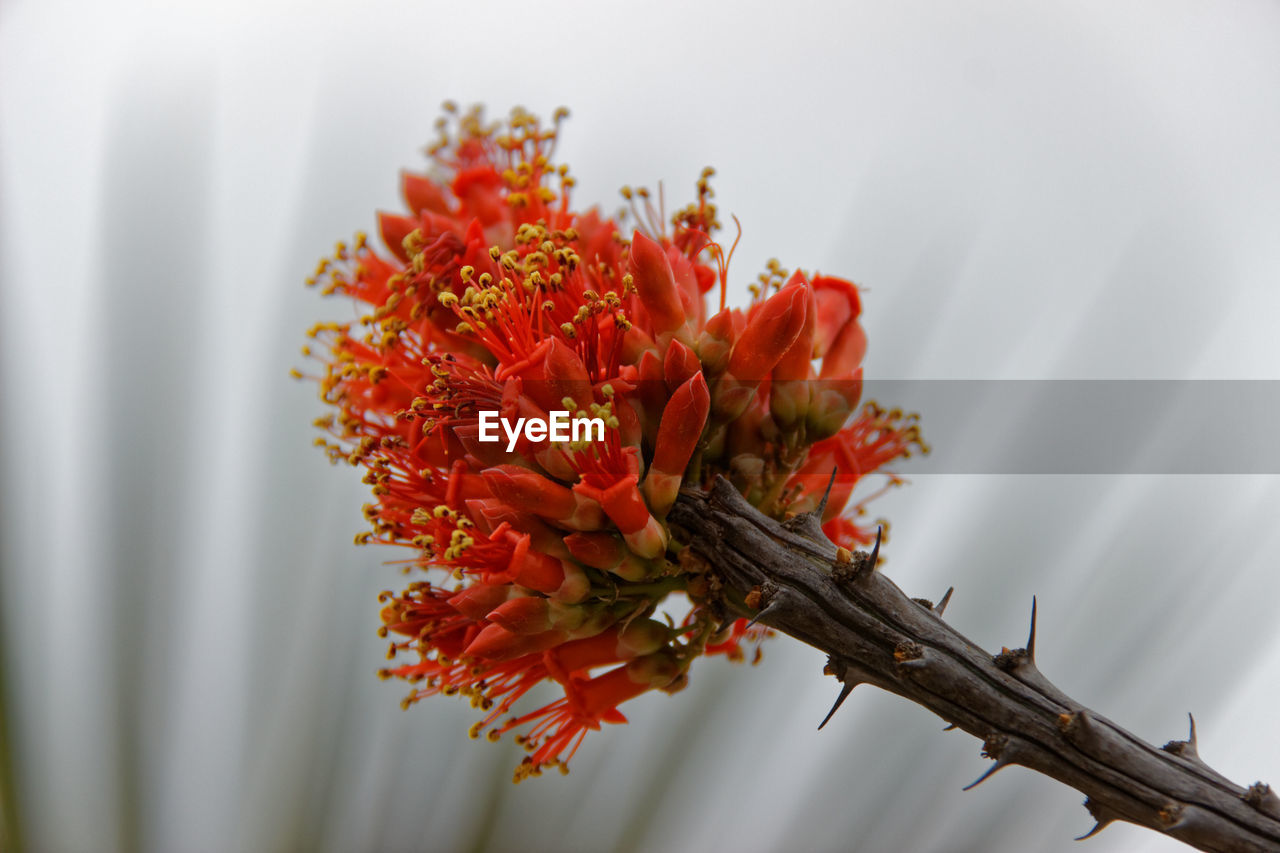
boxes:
[669,478,1280,853]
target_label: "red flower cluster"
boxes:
[301,104,924,781]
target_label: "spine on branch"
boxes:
[669,478,1280,853]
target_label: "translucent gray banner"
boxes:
[859,380,1280,474]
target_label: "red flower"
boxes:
[301,104,925,781]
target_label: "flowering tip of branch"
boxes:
[303,103,922,778]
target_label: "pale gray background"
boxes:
[2,1,1279,851]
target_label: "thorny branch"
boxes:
[669,478,1280,853]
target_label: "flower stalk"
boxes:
[669,477,1280,853]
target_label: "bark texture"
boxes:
[669,478,1280,853]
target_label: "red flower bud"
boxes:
[486,596,592,636]
[543,338,595,411]
[401,170,451,215]
[563,531,652,582]
[628,230,691,346]
[728,285,809,380]
[465,624,567,662]
[447,585,515,621]
[545,619,668,676]
[695,308,738,376]
[663,339,701,388]
[574,475,667,558]
[819,321,867,379]
[811,276,862,356]
[645,372,710,516]
[483,465,605,531]
[771,284,816,382]
[378,212,418,264]
[485,596,554,634]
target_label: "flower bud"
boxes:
[727,285,808,380]
[628,230,692,347]
[483,465,605,531]
[644,372,710,516]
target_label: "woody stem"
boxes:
[668,478,1280,853]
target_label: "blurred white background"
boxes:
[3,1,1279,851]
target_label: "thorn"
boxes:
[1159,712,1241,789]
[818,681,856,731]
[818,657,872,730]
[994,598,1039,671]
[813,467,838,518]
[1162,713,1200,760]
[745,596,783,630]
[831,526,882,583]
[1027,596,1037,661]
[963,732,1024,791]
[784,468,837,540]
[963,759,1010,791]
[1073,821,1113,842]
[866,525,882,574]
[1075,797,1120,841]
[933,587,954,617]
